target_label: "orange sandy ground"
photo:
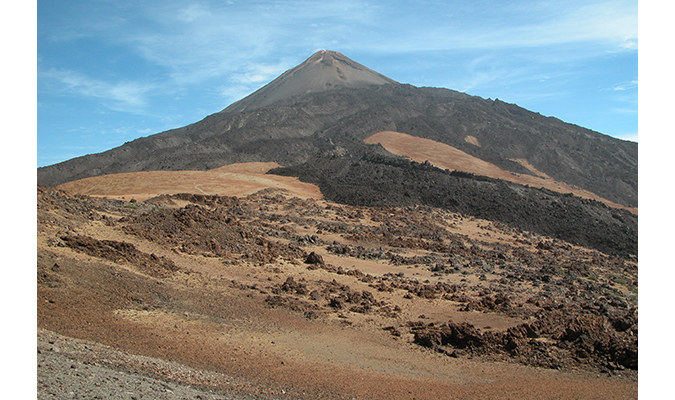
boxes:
[365,131,637,214]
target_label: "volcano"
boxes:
[223,50,398,112]
[37,50,637,257]
[37,51,639,399]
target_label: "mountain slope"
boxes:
[364,130,635,212]
[55,162,323,201]
[223,50,398,113]
[37,82,637,207]
[272,145,637,258]
[37,50,637,256]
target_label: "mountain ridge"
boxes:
[37,80,636,208]
[37,50,637,256]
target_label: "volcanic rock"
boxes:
[305,252,325,265]
[36,51,638,258]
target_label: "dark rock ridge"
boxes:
[38,51,637,208]
[273,148,637,259]
[37,51,637,257]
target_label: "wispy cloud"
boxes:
[217,61,295,103]
[120,1,375,80]
[40,0,637,102]
[349,0,637,54]
[37,0,637,151]
[612,80,638,91]
[524,1,637,48]
[40,68,155,112]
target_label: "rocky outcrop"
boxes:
[410,308,637,371]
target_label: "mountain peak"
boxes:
[223,50,399,112]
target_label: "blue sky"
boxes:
[37,0,638,167]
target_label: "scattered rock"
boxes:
[305,252,325,265]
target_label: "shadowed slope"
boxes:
[37,82,637,209]
[37,49,637,254]
[365,131,636,213]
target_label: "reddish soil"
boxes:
[56,162,323,202]
[37,184,637,399]
[365,131,637,214]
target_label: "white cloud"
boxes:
[220,84,255,104]
[612,80,638,91]
[543,1,637,46]
[360,0,637,55]
[175,3,210,23]
[40,68,155,112]
[621,40,638,50]
[38,0,638,124]
[217,60,295,104]
[230,62,293,85]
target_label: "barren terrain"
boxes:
[365,131,636,214]
[37,50,638,398]
[38,175,637,399]
[57,162,322,202]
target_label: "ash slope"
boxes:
[223,50,398,113]
[37,51,637,257]
[37,51,637,209]
[273,148,637,259]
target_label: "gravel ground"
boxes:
[37,329,278,400]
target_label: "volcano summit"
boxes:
[38,50,637,257]
[224,50,398,112]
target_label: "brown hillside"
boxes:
[38,186,637,399]
[365,131,637,214]
[224,50,398,113]
[56,162,322,201]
